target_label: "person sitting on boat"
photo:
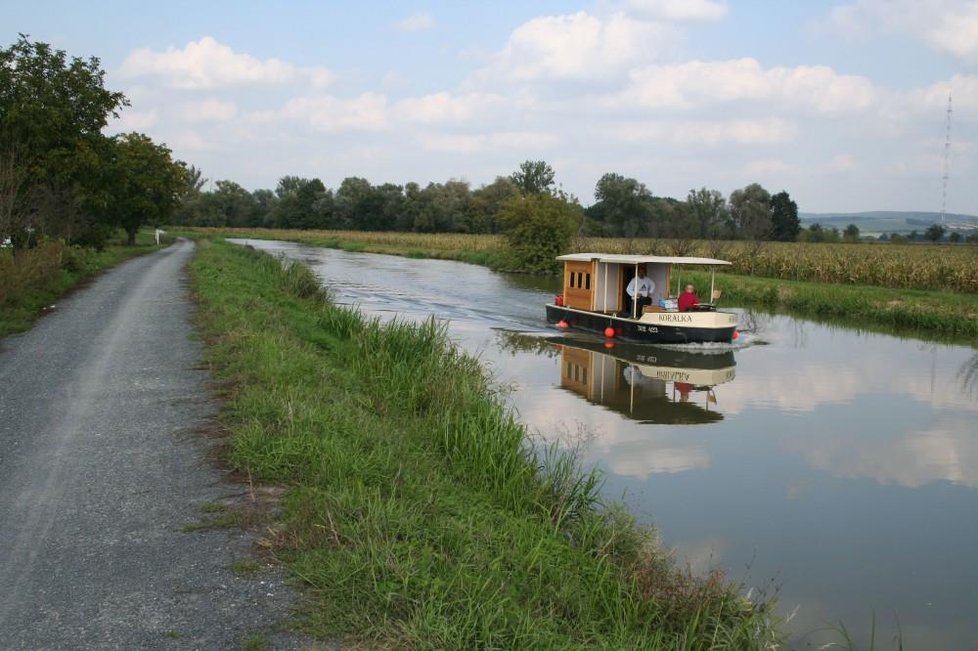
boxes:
[678,284,701,312]
[626,266,655,314]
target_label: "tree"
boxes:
[272,176,328,229]
[843,224,860,242]
[498,193,580,273]
[107,133,185,244]
[212,180,257,227]
[769,191,800,241]
[588,172,653,238]
[686,187,728,239]
[472,176,519,233]
[252,189,277,227]
[728,183,772,241]
[925,223,946,242]
[510,160,556,196]
[171,165,209,225]
[0,35,128,246]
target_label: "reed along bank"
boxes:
[187,238,783,649]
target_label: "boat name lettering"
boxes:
[658,314,693,323]
[654,371,690,382]
[636,325,659,333]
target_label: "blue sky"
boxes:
[5,0,977,214]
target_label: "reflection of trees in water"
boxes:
[494,330,562,359]
[499,272,562,294]
[959,351,978,397]
[738,309,764,336]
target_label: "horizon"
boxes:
[4,1,976,215]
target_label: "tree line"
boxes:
[175,161,802,242]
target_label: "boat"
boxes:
[545,253,738,344]
[550,335,736,424]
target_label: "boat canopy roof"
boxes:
[556,252,731,267]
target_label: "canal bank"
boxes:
[188,238,781,649]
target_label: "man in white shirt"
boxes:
[626,265,655,315]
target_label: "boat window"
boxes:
[585,273,591,290]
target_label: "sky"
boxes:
[4,0,977,214]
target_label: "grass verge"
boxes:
[188,237,783,649]
[679,270,978,342]
[0,230,173,338]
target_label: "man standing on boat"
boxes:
[626,265,655,315]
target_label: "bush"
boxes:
[498,194,581,273]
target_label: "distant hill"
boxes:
[799,211,978,235]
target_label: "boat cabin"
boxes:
[557,253,728,317]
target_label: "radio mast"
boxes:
[941,88,952,224]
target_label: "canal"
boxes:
[235,240,978,649]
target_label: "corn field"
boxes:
[198,228,978,295]
[210,227,503,253]
[576,238,978,294]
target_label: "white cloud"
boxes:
[746,159,789,174]
[177,99,238,122]
[621,58,877,113]
[825,154,858,173]
[625,0,729,23]
[396,13,435,32]
[611,117,797,145]
[826,0,978,64]
[418,130,558,154]
[478,11,680,83]
[927,4,978,62]
[120,37,335,90]
[281,93,389,131]
[168,128,217,152]
[394,92,503,125]
[111,108,159,132]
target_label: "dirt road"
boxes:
[0,240,309,649]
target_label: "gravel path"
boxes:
[0,240,320,650]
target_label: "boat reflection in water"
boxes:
[551,336,736,424]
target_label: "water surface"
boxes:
[235,240,978,649]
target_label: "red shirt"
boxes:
[678,291,700,312]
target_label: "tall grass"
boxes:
[683,269,978,340]
[189,238,782,649]
[0,233,163,337]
